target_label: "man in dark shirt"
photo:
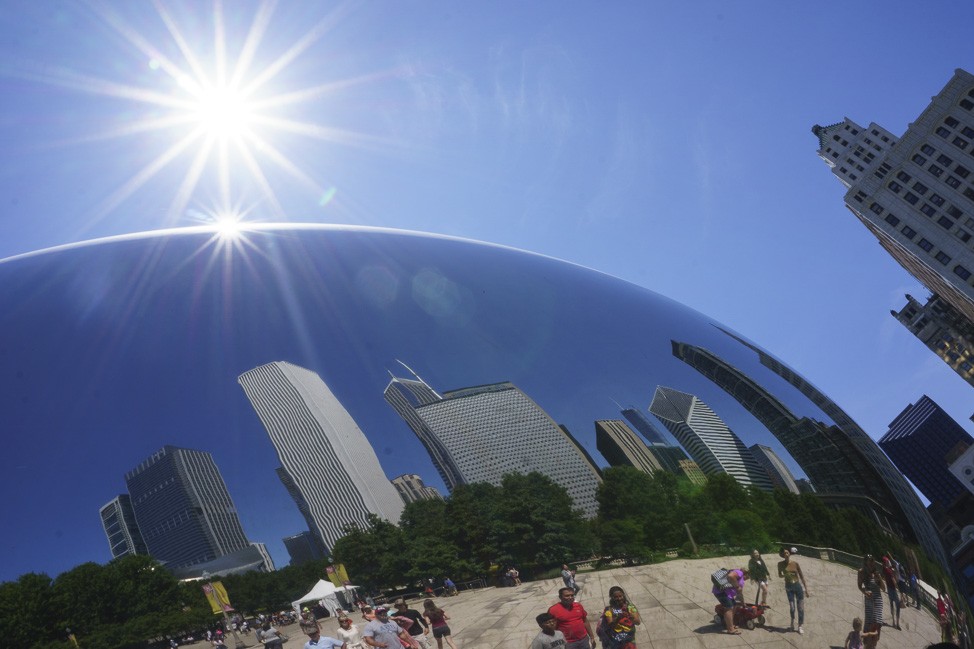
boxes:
[393,599,431,649]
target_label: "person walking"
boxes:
[258,621,286,649]
[598,586,641,649]
[881,557,902,629]
[548,588,596,649]
[858,555,885,649]
[336,615,364,649]
[778,548,809,634]
[562,564,579,594]
[423,599,458,649]
[393,599,431,649]
[363,607,413,649]
[748,549,771,606]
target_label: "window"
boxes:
[930,194,946,206]
[954,137,970,149]
[904,192,919,205]
[929,164,944,177]
[921,144,936,155]
[849,173,857,180]
[888,181,902,193]
[921,203,937,216]
[882,135,890,142]
[833,134,841,141]
[918,238,934,251]
[961,99,974,110]
[854,191,866,203]
[938,216,953,228]
[885,214,900,226]
[913,182,928,194]
[937,127,952,138]
[964,187,974,201]
[935,251,951,264]
[946,175,962,188]
[939,154,954,166]
[963,126,974,138]
[948,205,964,218]
[957,230,971,243]
[913,154,927,165]
[946,116,960,128]
[871,129,879,136]
[902,225,917,239]
[956,165,971,179]
[897,171,912,182]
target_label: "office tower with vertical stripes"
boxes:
[238,361,404,553]
[124,445,250,570]
[749,444,800,494]
[649,386,773,492]
[595,419,662,474]
[99,494,148,559]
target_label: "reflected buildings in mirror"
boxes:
[238,361,405,554]
[391,474,444,504]
[749,444,800,494]
[99,494,148,559]
[595,419,663,475]
[0,225,953,578]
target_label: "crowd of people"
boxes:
[231,550,958,649]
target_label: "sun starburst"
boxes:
[24,0,391,230]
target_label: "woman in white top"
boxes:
[337,615,364,649]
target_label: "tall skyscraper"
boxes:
[620,407,669,446]
[879,396,973,507]
[99,494,147,559]
[385,369,602,516]
[595,419,663,474]
[648,386,773,492]
[391,473,443,504]
[892,293,974,387]
[814,69,974,361]
[238,361,405,553]
[384,366,463,491]
[283,531,326,566]
[678,460,708,486]
[749,444,800,494]
[124,445,250,571]
[647,444,691,476]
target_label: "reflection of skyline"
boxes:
[0,226,955,579]
[385,367,602,517]
[238,361,404,554]
[649,386,774,492]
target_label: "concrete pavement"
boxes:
[215,555,944,649]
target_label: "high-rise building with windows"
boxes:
[892,293,974,387]
[283,531,326,566]
[238,361,404,553]
[620,407,669,446]
[595,419,663,474]
[124,445,250,571]
[814,69,974,360]
[99,494,147,559]
[749,444,800,494]
[385,369,602,516]
[678,460,708,486]
[391,473,443,504]
[879,395,972,507]
[648,386,773,492]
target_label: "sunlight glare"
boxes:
[190,83,253,141]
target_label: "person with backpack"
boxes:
[711,567,746,635]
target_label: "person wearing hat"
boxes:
[336,614,364,649]
[394,599,431,649]
[363,607,412,649]
[303,626,346,649]
[300,608,321,637]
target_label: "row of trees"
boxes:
[1,468,950,648]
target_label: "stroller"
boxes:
[713,601,769,630]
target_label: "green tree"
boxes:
[0,572,53,648]
[332,514,407,590]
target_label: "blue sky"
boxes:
[1,1,973,579]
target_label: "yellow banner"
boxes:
[202,581,234,614]
[326,563,352,587]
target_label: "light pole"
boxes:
[202,571,247,649]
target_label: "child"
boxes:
[531,612,565,649]
[845,617,880,649]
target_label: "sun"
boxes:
[29,1,387,228]
[188,81,254,142]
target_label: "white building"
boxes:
[749,444,800,494]
[386,370,602,516]
[649,386,773,492]
[814,68,974,328]
[238,361,404,552]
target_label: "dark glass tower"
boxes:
[99,494,147,559]
[879,396,972,507]
[620,407,668,446]
[124,446,250,570]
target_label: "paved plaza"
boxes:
[209,555,944,649]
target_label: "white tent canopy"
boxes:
[292,579,360,616]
